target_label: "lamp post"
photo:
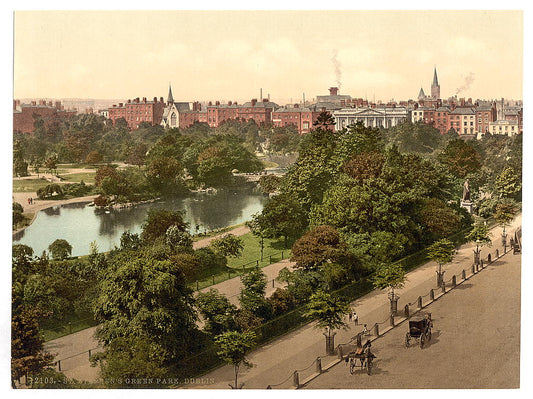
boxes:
[388,290,400,316]
[473,240,481,266]
[502,226,507,253]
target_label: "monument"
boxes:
[460,179,473,214]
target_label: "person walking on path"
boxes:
[353,311,359,326]
[349,311,353,322]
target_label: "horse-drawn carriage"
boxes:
[345,340,376,375]
[405,313,432,348]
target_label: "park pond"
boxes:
[13,188,269,256]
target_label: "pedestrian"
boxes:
[363,324,368,336]
[353,312,359,326]
[348,311,353,322]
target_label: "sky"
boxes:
[13,10,523,104]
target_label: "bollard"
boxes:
[269,255,272,264]
[462,269,466,280]
[472,264,476,274]
[88,349,91,358]
[441,282,446,293]
[282,251,284,260]
[452,275,457,287]
[429,289,434,301]
[316,357,322,374]
[293,371,300,388]
[58,360,61,371]
[196,281,199,291]
[404,304,410,318]
[488,253,492,263]
[480,259,484,269]
[256,260,259,267]
[390,314,395,327]
[418,296,423,308]
[212,275,215,285]
[338,345,344,359]
[228,271,231,280]
[267,385,272,389]
[68,322,72,334]
[496,249,499,258]
[272,279,275,288]
[374,323,380,337]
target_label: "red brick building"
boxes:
[108,97,165,130]
[13,99,76,134]
[476,104,497,135]
[272,105,322,134]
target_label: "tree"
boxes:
[126,142,148,168]
[145,156,183,192]
[465,221,492,264]
[267,288,296,317]
[215,330,257,389]
[303,291,350,355]
[85,150,103,164]
[196,289,237,335]
[94,165,119,187]
[93,249,198,362]
[47,239,72,260]
[372,263,407,315]
[165,225,193,253]
[141,209,188,243]
[290,225,352,271]
[438,139,482,178]
[210,234,244,258]
[494,166,521,200]
[246,213,268,261]
[13,139,29,177]
[426,239,455,287]
[493,200,517,247]
[11,292,53,388]
[44,155,58,175]
[258,194,307,246]
[258,174,281,194]
[342,151,385,182]
[13,202,26,228]
[239,268,271,319]
[420,198,462,239]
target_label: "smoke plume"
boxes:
[331,49,342,89]
[456,72,475,95]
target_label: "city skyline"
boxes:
[14,10,523,103]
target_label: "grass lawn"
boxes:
[191,232,291,291]
[59,172,96,184]
[42,312,99,342]
[13,179,54,192]
[261,160,279,168]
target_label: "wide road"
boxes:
[305,250,521,389]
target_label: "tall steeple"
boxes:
[167,83,174,105]
[431,66,440,100]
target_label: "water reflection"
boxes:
[13,189,268,257]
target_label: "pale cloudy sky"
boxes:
[13,10,523,104]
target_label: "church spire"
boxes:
[432,67,439,87]
[167,83,174,105]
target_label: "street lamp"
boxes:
[388,291,400,316]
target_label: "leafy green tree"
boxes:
[215,330,257,389]
[93,249,198,362]
[13,139,29,177]
[420,198,462,239]
[246,213,268,260]
[91,336,168,388]
[438,139,482,178]
[426,238,455,287]
[493,200,517,240]
[494,166,521,200]
[94,165,119,187]
[196,289,237,335]
[141,209,188,243]
[47,239,72,260]
[465,221,492,263]
[145,155,183,193]
[13,202,26,228]
[258,174,281,194]
[384,121,444,154]
[44,155,58,175]
[239,268,271,319]
[290,225,354,271]
[342,151,384,182]
[11,293,53,388]
[258,194,307,246]
[210,234,244,258]
[303,290,350,355]
[85,150,103,164]
[126,142,148,168]
[165,226,193,253]
[119,231,142,251]
[266,288,296,317]
[372,263,407,315]
[196,147,233,187]
[170,253,201,281]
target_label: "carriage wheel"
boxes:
[420,334,425,348]
[405,333,410,348]
[349,359,355,375]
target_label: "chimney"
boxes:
[233,102,237,105]
[153,97,157,102]
[208,101,212,106]
[160,97,164,103]
[228,101,232,106]
[48,101,53,107]
[263,98,269,103]
[294,104,299,108]
[329,87,338,96]
[143,97,147,103]
[119,103,123,107]
[13,100,16,110]
[31,101,36,106]
[215,101,220,106]
[251,98,257,106]
[55,101,61,109]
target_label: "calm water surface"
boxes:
[13,189,268,256]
